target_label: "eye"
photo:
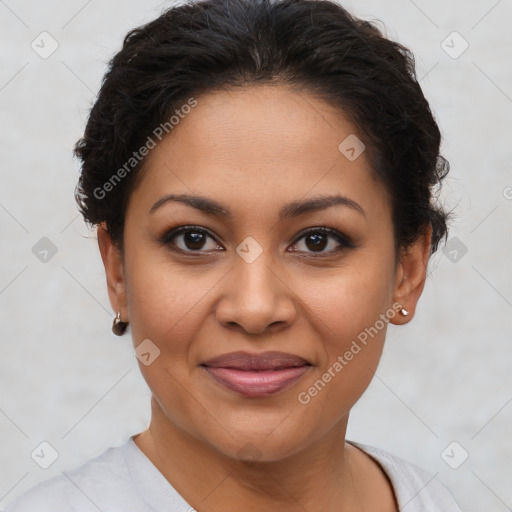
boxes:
[159,226,223,254]
[288,227,354,256]
[159,225,354,257]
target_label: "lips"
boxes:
[201,351,311,397]
[202,351,310,370]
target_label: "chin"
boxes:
[203,417,318,464]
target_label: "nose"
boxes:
[215,248,297,336]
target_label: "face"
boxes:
[100,84,430,462]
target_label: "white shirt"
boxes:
[5,436,462,511]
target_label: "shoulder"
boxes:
[349,441,463,512]
[5,441,140,512]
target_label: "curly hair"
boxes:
[74,0,450,257]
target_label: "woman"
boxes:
[6,0,462,510]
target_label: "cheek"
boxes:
[123,252,214,429]
[301,254,395,348]
[295,278,392,427]
[124,247,219,346]
[293,251,395,407]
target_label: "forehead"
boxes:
[128,84,390,224]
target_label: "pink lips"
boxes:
[201,351,311,397]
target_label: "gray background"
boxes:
[1,0,511,510]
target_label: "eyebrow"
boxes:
[149,193,365,219]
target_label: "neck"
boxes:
[133,396,363,512]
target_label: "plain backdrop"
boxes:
[1,0,511,510]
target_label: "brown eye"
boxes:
[160,226,223,253]
[288,228,354,256]
[304,232,328,251]
[181,231,208,250]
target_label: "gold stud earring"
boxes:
[112,311,128,336]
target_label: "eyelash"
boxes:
[158,225,355,258]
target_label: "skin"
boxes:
[98,83,432,512]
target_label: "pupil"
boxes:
[306,233,327,251]
[185,232,205,250]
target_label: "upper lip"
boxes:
[201,351,311,370]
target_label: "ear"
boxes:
[97,223,128,321]
[389,224,432,325]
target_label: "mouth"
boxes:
[200,351,312,397]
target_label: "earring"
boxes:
[112,311,128,336]
[399,308,409,317]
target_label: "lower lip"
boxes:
[203,366,311,397]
